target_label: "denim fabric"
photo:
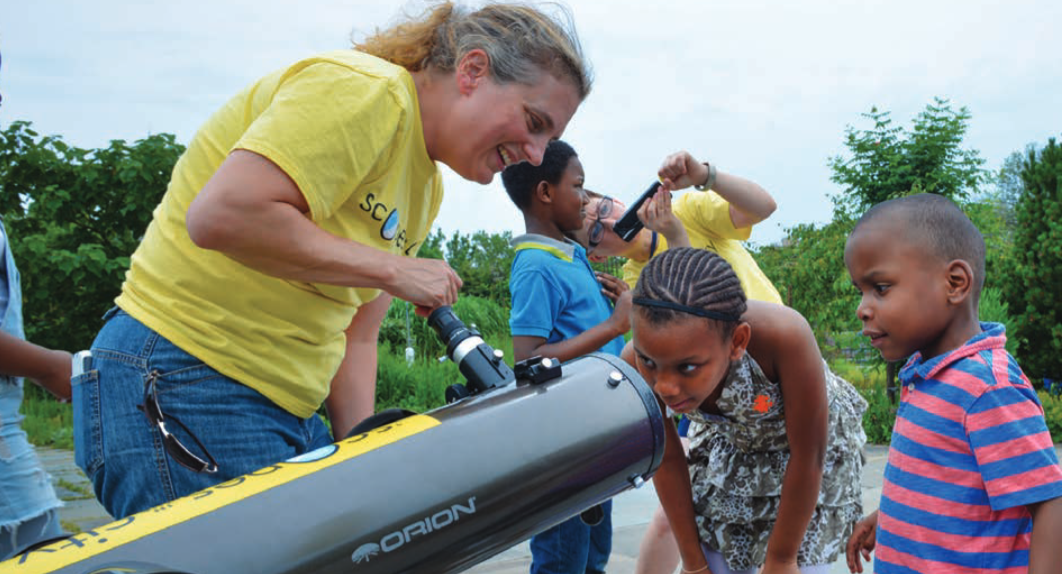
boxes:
[0,218,63,552]
[0,219,24,341]
[73,308,333,519]
[529,499,612,574]
[0,508,62,560]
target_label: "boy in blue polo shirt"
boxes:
[502,140,631,574]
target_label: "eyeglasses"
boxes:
[587,196,614,252]
[138,371,219,474]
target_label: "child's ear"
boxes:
[534,180,553,205]
[728,322,751,361]
[944,260,974,305]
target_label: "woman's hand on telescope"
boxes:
[386,256,463,317]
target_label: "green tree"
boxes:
[1004,138,1062,380]
[753,217,859,344]
[828,98,988,216]
[0,121,184,351]
[442,229,515,305]
[417,227,446,260]
[987,143,1039,234]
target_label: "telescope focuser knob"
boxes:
[445,384,470,404]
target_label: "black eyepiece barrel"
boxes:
[427,306,464,345]
[427,306,514,394]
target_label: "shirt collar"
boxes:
[510,233,582,262]
[900,322,1007,383]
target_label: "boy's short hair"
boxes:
[501,139,577,211]
[854,193,986,296]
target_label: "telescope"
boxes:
[5,307,665,574]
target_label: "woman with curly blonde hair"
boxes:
[73,1,592,519]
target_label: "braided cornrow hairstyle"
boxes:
[633,247,748,338]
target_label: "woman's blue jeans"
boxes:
[529,499,612,574]
[72,308,332,519]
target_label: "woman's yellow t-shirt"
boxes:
[116,51,443,418]
[622,191,782,304]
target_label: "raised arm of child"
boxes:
[748,302,829,574]
[656,150,777,230]
[0,330,72,401]
[1028,496,1062,573]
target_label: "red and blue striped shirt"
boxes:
[877,323,1062,573]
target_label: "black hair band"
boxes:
[633,297,741,323]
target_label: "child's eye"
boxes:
[637,355,656,370]
[679,363,698,374]
[874,284,890,295]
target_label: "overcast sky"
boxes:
[3,0,1060,246]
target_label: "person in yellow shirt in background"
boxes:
[72,1,592,519]
[584,150,781,303]
[581,150,782,574]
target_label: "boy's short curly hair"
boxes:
[501,140,577,211]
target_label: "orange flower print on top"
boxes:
[753,394,774,414]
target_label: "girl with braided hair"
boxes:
[625,248,866,574]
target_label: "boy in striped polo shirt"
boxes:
[843,193,1062,573]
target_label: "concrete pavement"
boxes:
[466,444,889,574]
[40,444,891,573]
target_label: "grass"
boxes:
[55,477,94,500]
[20,383,74,450]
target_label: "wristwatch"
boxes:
[694,162,717,191]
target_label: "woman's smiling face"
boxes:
[442,66,582,184]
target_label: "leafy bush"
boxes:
[0,120,184,352]
[379,295,511,364]
[754,218,860,345]
[1003,138,1062,380]
[1037,391,1062,444]
[830,359,894,444]
[978,287,1019,356]
[859,383,896,445]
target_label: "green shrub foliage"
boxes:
[379,294,511,364]
[0,121,184,352]
[1004,138,1062,379]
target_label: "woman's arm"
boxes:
[187,150,461,313]
[748,302,828,573]
[324,293,393,441]
[0,331,72,400]
[656,150,777,229]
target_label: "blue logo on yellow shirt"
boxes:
[382,209,400,240]
[359,192,419,254]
